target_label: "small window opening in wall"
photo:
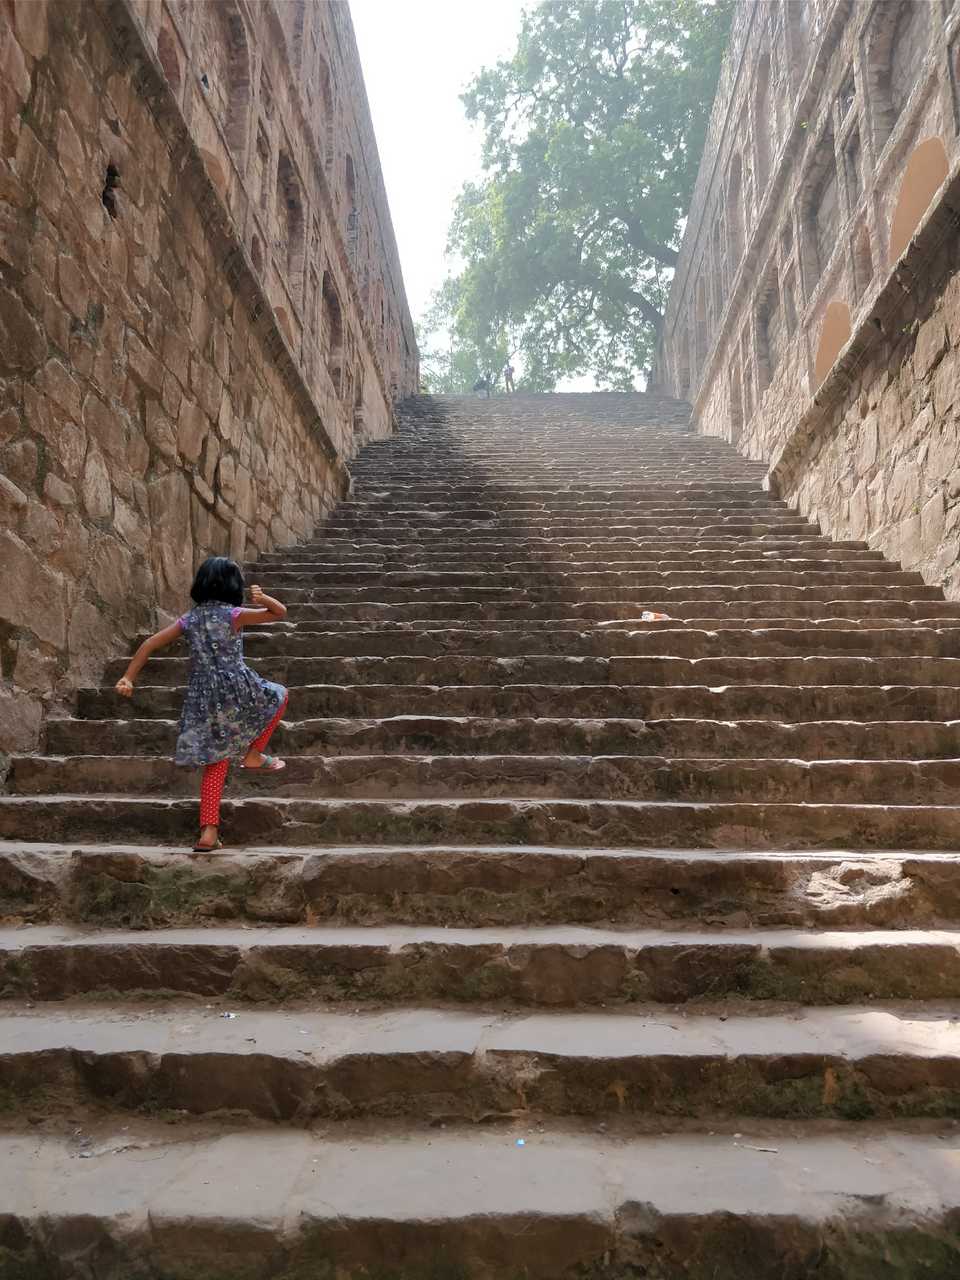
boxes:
[200,72,211,92]
[102,164,120,217]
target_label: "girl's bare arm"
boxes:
[233,584,287,628]
[115,622,184,695]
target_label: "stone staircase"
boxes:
[2,391,960,1277]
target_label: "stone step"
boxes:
[3,841,957,930]
[262,568,920,589]
[6,1123,958,1280]
[286,536,871,555]
[4,794,960,850]
[259,550,892,570]
[2,1001,959,1123]
[277,583,945,604]
[281,598,960,622]
[230,625,960,659]
[341,500,794,516]
[14,753,960,806]
[45,715,960,762]
[76,681,960,722]
[323,520,822,538]
[104,653,960,688]
[324,507,818,523]
[344,480,765,493]
[342,491,779,507]
[2,922,959,1004]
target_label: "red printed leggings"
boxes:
[199,694,288,827]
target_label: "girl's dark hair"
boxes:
[190,556,245,607]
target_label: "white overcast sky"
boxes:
[350,0,528,323]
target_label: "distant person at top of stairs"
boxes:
[114,557,289,854]
[503,363,516,393]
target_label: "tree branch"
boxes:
[623,286,665,331]
[617,213,679,266]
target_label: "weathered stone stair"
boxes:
[2,392,960,1278]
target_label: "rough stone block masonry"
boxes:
[655,0,960,600]
[0,0,418,752]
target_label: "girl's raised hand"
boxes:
[250,584,267,608]
[115,676,134,697]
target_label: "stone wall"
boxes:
[655,0,960,597]
[0,0,417,752]
[768,169,960,599]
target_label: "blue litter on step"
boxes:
[516,1139,525,1147]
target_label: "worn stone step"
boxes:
[260,551,893,572]
[279,584,948,607]
[323,521,822,540]
[341,482,766,497]
[14,753,960,806]
[45,715,960,762]
[103,653,960,689]
[3,794,960,850]
[2,922,960,1004]
[231,625,960,660]
[3,842,958,930]
[6,1123,959,1280]
[76,682,960,722]
[340,503,795,520]
[2,1002,959,1123]
[283,598,960,622]
[287,536,871,556]
[324,509,818,525]
[217,611,960,635]
[280,585,946,607]
[263,568,920,590]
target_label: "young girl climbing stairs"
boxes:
[115,556,289,852]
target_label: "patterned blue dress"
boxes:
[174,603,287,766]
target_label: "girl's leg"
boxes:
[244,694,288,763]
[198,759,229,844]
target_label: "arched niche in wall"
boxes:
[676,329,691,399]
[318,58,335,170]
[322,271,344,394]
[728,364,744,444]
[275,306,294,347]
[198,147,228,200]
[853,222,874,297]
[196,1,250,160]
[754,53,772,193]
[276,152,305,297]
[156,21,183,98]
[887,136,949,265]
[727,152,744,265]
[285,1,306,72]
[813,299,852,387]
[866,0,929,153]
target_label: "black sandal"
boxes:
[193,831,222,853]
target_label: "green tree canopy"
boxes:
[423,0,732,392]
